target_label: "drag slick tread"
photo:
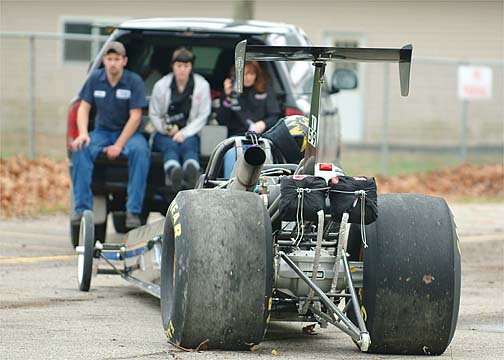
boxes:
[160,189,273,350]
[350,194,461,355]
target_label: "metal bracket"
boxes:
[279,251,361,341]
[301,210,325,314]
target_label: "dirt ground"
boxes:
[0,157,503,217]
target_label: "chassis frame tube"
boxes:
[99,252,161,298]
[342,251,367,333]
[301,210,325,314]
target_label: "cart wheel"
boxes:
[350,194,461,355]
[77,210,95,292]
[160,190,273,350]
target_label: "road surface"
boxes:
[0,203,503,359]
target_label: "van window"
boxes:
[191,47,220,74]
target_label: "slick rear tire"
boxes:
[160,190,273,350]
[350,194,461,355]
[77,210,95,292]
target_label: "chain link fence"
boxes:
[347,58,503,174]
[1,32,502,173]
[1,32,108,159]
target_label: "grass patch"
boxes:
[443,195,504,204]
[340,149,502,176]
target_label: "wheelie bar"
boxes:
[76,214,165,295]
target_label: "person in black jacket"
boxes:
[216,60,280,177]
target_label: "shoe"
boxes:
[168,166,184,192]
[125,212,141,228]
[184,162,200,189]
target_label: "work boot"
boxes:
[167,166,184,192]
[125,212,141,228]
[184,162,200,189]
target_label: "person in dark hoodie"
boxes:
[216,60,280,177]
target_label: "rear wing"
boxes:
[235,40,413,96]
[234,39,413,162]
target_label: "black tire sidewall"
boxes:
[78,210,95,292]
[160,190,273,349]
[160,194,189,345]
[362,194,461,355]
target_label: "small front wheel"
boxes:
[77,210,95,292]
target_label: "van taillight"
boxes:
[67,100,81,148]
[285,107,304,116]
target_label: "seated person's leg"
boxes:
[122,132,151,227]
[153,133,183,191]
[180,135,200,189]
[71,129,113,221]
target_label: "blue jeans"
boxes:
[152,133,200,171]
[71,129,150,214]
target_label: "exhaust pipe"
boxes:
[229,145,266,191]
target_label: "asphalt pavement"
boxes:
[0,202,503,359]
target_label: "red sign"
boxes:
[458,66,492,100]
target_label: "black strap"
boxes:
[167,74,194,128]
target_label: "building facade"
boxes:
[1,0,502,156]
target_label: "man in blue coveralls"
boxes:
[70,41,150,229]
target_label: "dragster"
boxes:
[76,40,460,355]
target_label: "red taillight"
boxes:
[285,107,304,116]
[66,100,81,148]
[319,163,333,171]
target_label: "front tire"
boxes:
[77,210,95,292]
[160,190,273,350]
